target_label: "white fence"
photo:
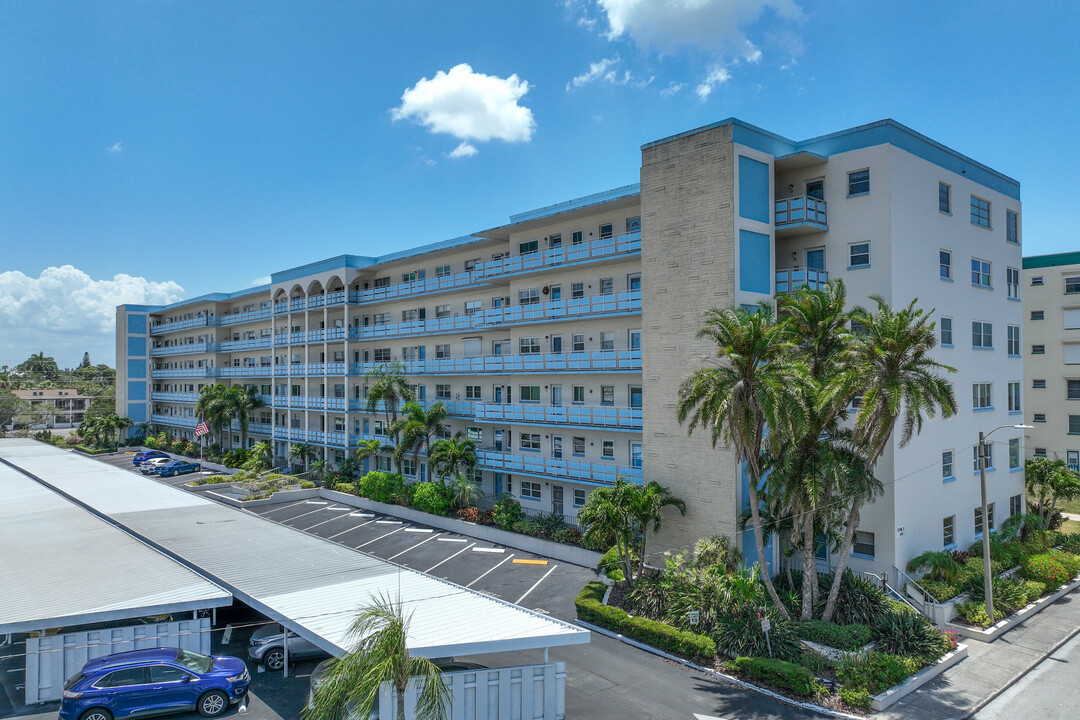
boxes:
[24,617,212,703]
[380,662,566,720]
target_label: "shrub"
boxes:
[221,448,250,468]
[574,582,715,660]
[795,620,872,652]
[916,579,962,603]
[727,657,825,697]
[358,471,406,504]
[823,570,891,625]
[1021,552,1075,588]
[191,474,233,486]
[871,612,948,661]
[531,511,567,539]
[714,613,801,661]
[837,652,921,695]
[955,601,992,628]
[839,687,873,709]
[1020,580,1047,604]
[299,481,315,489]
[553,527,583,546]
[411,482,452,516]
[456,506,493,525]
[491,495,525,529]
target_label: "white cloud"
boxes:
[0,265,184,367]
[251,276,271,286]
[448,142,478,159]
[569,56,621,89]
[696,65,731,100]
[391,64,535,154]
[106,142,123,154]
[597,0,801,55]
[661,81,686,97]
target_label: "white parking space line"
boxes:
[278,506,332,524]
[387,533,442,561]
[424,542,476,573]
[326,519,377,540]
[301,514,355,532]
[350,512,375,517]
[304,501,328,505]
[327,506,351,511]
[357,527,405,547]
[257,499,312,515]
[465,554,515,588]
[403,528,433,533]
[472,547,505,553]
[437,537,467,542]
[376,520,403,525]
[514,564,558,605]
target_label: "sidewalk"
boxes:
[877,588,1080,719]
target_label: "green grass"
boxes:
[1061,519,1080,535]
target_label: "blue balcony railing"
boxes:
[775,268,829,294]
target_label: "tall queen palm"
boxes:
[677,303,808,620]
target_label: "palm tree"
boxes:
[132,421,158,444]
[677,303,808,620]
[390,402,448,477]
[819,295,957,622]
[305,594,449,720]
[250,441,272,466]
[450,473,481,509]
[310,459,327,483]
[364,362,415,448]
[630,482,686,579]
[428,433,478,484]
[356,438,383,474]
[289,443,318,472]
[195,384,233,447]
[226,385,265,449]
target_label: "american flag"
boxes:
[194,420,210,437]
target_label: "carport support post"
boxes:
[544,648,548,664]
[283,633,289,678]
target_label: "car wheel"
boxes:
[79,709,113,720]
[168,470,177,477]
[264,647,285,671]
[197,690,229,718]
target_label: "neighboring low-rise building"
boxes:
[10,388,90,428]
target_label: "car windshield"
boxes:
[174,649,212,674]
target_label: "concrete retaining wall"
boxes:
[945,573,1080,642]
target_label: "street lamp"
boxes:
[978,423,1033,625]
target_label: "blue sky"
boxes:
[1,0,1078,368]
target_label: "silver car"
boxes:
[248,623,326,670]
[140,457,172,474]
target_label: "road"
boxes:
[974,630,1080,719]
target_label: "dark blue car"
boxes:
[59,647,249,720]
[153,460,202,478]
[132,450,170,466]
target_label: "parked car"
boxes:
[59,647,249,720]
[248,624,327,670]
[140,457,173,475]
[153,460,202,478]
[132,450,170,466]
[307,657,485,719]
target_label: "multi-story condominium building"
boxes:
[116,118,1024,575]
[1022,252,1080,469]
[10,388,90,428]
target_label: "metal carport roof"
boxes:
[0,453,232,634]
[0,440,589,657]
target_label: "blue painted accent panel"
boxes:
[127,336,146,357]
[127,403,147,423]
[739,230,771,294]
[738,156,770,223]
[127,359,146,379]
[127,381,147,401]
[128,314,147,334]
[740,462,774,572]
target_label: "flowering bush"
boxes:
[1021,552,1075,588]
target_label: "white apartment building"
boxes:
[116,118,1024,576]
[1022,252,1080,469]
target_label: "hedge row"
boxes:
[727,656,826,697]
[574,582,716,660]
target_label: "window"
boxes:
[1071,451,1080,472]
[1034,379,1046,389]
[149,665,188,683]
[601,386,614,405]
[1006,210,1019,244]
[1008,382,1021,412]
[519,289,540,305]
[376,455,392,472]
[602,439,614,458]
[551,335,563,353]
[520,481,541,500]
[572,282,584,299]
[1070,415,1080,434]
[373,312,390,326]
[1032,344,1045,355]
[519,240,539,255]
[599,223,613,239]
[436,264,451,277]
[519,337,540,354]
[1034,447,1047,457]
[1034,413,1047,423]
[939,182,951,213]
[630,441,643,469]
[520,385,540,402]
[572,385,585,403]
[943,516,955,547]
[600,278,614,295]
[574,488,587,506]
[1010,494,1023,517]
[402,458,416,477]
[1068,380,1080,400]
[464,300,481,315]
[853,531,876,558]
[465,385,481,400]
[971,258,991,287]
[520,433,541,451]
[972,321,992,348]
[374,276,391,288]
[1067,276,1080,295]
[1005,267,1020,299]
[1031,276,1044,286]
[435,304,451,319]
[373,348,391,363]
[940,317,953,346]
[572,334,585,352]
[939,250,952,280]
[435,344,450,359]
[466,427,482,441]
[1007,325,1020,355]
[1031,310,1044,321]
[464,258,480,272]
[971,196,991,228]
[1009,438,1020,469]
[435,384,451,400]
[848,169,870,196]
[572,230,583,245]
[942,450,954,480]
[549,284,561,300]
[601,332,615,350]
[628,273,641,291]
[973,382,992,409]
[849,243,870,268]
[572,436,586,456]
[101,668,148,687]
[549,233,561,247]
[973,442,993,471]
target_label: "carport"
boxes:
[0,458,233,704]
[0,440,589,719]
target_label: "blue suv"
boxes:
[132,450,170,466]
[59,648,249,720]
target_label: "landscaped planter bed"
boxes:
[869,644,968,711]
[945,572,1080,642]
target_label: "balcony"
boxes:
[350,271,478,305]
[326,397,347,410]
[151,368,216,379]
[774,195,828,236]
[348,349,642,376]
[230,420,272,436]
[363,398,475,417]
[326,431,347,447]
[308,295,325,309]
[150,316,216,335]
[474,403,643,429]
[476,449,642,485]
[273,427,288,439]
[219,307,272,326]
[327,290,346,306]
[218,366,273,378]
[150,342,215,358]
[217,337,272,352]
[775,268,829,294]
[474,231,641,280]
[151,392,200,403]
[151,413,197,429]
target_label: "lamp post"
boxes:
[979,423,1033,625]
